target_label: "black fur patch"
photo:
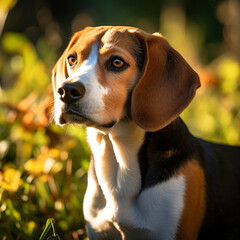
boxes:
[138,118,199,189]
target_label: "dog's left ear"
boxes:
[131,31,201,131]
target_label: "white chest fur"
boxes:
[84,121,186,240]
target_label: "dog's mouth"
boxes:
[59,110,87,125]
[59,109,116,128]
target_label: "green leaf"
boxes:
[39,218,54,240]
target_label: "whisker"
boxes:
[47,111,55,126]
[66,125,70,135]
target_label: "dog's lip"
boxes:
[59,109,91,125]
[59,109,116,128]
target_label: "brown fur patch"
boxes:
[52,70,57,89]
[64,62,68,79]
[68,32,82,50]
[177,160,206,240]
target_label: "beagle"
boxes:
[52,26,240,240]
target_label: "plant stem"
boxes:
[50,219,56,236]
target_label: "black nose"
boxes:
[57,82,85,103]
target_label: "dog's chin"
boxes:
[58,111,116,129]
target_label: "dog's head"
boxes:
[52,26,200,131]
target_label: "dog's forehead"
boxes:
[66,26,139,59]
[101,27,136,41]
[100,28,139,50]
[66,27,105,58]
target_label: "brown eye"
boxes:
[112,58,125,68]
[107,56,128,72]
[68,54,77,67]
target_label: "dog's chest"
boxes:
[84,123,186,239]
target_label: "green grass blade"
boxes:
[39,218,54,240]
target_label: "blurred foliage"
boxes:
[0,0,240,239]
[0,0,17,13]
[182,54,240,145]
[0,30,90,239]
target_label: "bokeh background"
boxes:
[0,0,239,239]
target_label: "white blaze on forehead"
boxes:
[67,43,99,85]
[103,42,113,49]
[65,43,108,122]
[128,28,137,33]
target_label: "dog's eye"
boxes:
[68,54,77,67]
[107,56,128,72]
[112,58,125,68]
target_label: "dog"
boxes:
[52,26,240,240]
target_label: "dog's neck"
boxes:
[84,118,197,233]
[86,120,145,222]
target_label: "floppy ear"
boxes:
[131,31,201,131]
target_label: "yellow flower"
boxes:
[0,168,21,192]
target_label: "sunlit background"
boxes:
[0,0,239,239]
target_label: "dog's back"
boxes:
[198,140,240,239]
